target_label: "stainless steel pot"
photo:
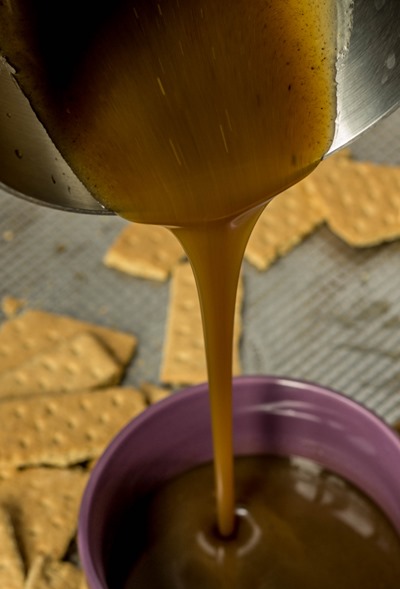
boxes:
[0,0,399,214]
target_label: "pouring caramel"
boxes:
[6,4,397,585]
[0,0,336,537]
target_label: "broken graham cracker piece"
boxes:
[245,180,325,270]
[0,468,88,570]
[317,157,400,247]
[0,332,123,400]
[0,387,146,468]
[104,222,184,281]
[160,262,243,385]
[244,151,351,270]
[25,556,83,589]
[0,504,25,589]
[0,309,137,374]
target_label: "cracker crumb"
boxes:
[1,296,26,319]
[140,381,172,404]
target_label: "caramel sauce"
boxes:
[110,456,400,589]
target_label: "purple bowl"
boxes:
[78,376,400,589]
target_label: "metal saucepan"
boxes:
[0,0,399,214]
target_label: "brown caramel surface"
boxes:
[110,456,400,589]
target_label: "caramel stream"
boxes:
[172,210,263,535]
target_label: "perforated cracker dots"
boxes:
[66,416,79,430]
[84,430,96,443]
[181,299,196,311]
[79,398,92,412]
[45,329,60,343]
[18,437,30,449]
[315,156,400,247]
[0,332,123,400]
[42,358,58,373]
[245,169,326,270]
[360,200,378,219]
[12,405,25,419]
[23,336,38,350]
[0,310,137,373]
[161,263,242,385]
[103,222,184,281]
[176,350,191,363]
[0,387,146,468]
[44,401,58,417]
[0,469,88,568]
[111,392,124,407]
[33,419,45,433]
[14,371,28,386]
[98,413,110,425]
[51,433,65,447]
[64,361,80,376]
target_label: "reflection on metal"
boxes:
[328,0,400,154]
[0,59,109,213]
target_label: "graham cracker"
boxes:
[104,222,184,281]
[140,381,172,404]
[0,310,137,374]
[0,387,146,468]
[245,181,324,270]
[160,262,243,385]
[0,504,25,589]
[0,468,88,569]
[25,556,83,589]
[0,332,123,400]
[317,158,400,247]
[244,151,352,270]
